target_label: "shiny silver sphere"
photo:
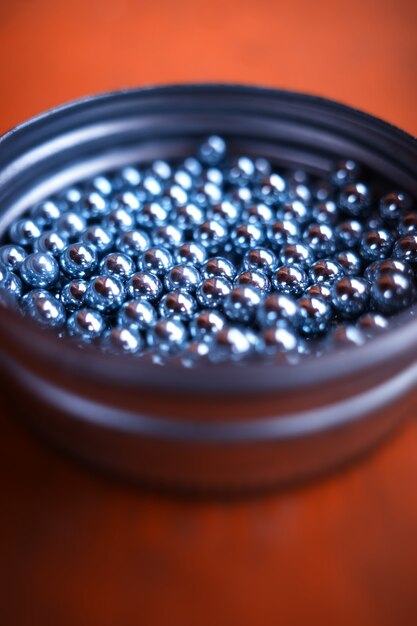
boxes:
[330,324,365,349]
[175,242,207,267]
[396,210,417,238]
[114,165,142,188]
[364,258,414,281]
[297,295,332,337]
[60,279,88,312]
[56,211,87,240]
[278,199,310,225]
[153,224,184,249]
[365,215,386,232]
[335,219,363,249]
[60,243,98,279]
[67,308,106,341]
[304,283,332,301]
[241,202,274,225]
[223,286,262,323]
[147,318,188,353]
[0,244,26,270]
[332,276,370,318]
[287,178,312,204]
[150,159,172,181]
[101,326,144,355]
[393,234,417,268]
[257,293,299,328]
[189,309,226,338]
[204,167,224,188]
[34,230,68,256]
[243,247,277,275]
[81,225,114,254]
[369,270,414,314]
[209,199,240,225]
[78,191,109,219]
[359,229,394,262]
[137,202,169,229]
[199,178,222,204]
[118,299,157,330]
[164,263,201,292]
[173,169,194,191]
[228,186,253,206]
[111,190,141,212]
[256,173,286,205]
[303,223,336,258]
[22,289,66,328]
[272,264,309,297]
[331,159,361,187]
[266,219,300,249]
[103,207,135,233]
[202,256,236,281]
[58,186,82,210]
[234,270,270,295]
[279,242,314,270]
[210,325,254,362]
[357,312,389,336]
[0,264,22,297]
[88,175,113,197]
[126,271,163,302]
[175,203,205,229]
[230,222,264,254]
[9,218,42,246]
[227,156,256,185]
[85,275,125,313]
[158,291,196,320]
[338,182,371,217]
[313,180,333,202]
[334,250,362,276]
[162,183,188,207]
[116,229,151,258]
[20,252,60,288]
[196,277,232,309]
[182,156,203,179]
[139,246,174,276]
[180,339,211,367]
[31,199,61,226]
[260,324,299,356]
[140,174,163,198]
[194,219,229,253]
[312,200,338,224]
[99,252,136,281]
[198,135,226,165]
[309,259,345,284]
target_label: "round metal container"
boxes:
[0,84,416,491]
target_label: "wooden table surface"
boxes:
[0,1,416,625]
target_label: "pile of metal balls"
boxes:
[0,135,416,364]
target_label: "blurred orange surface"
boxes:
[0,1,417,625]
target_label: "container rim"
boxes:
[1,82,416,144]
[1,82,417,393]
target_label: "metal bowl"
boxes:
[0,84,416,491]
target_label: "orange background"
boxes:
[0,1,417,625]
